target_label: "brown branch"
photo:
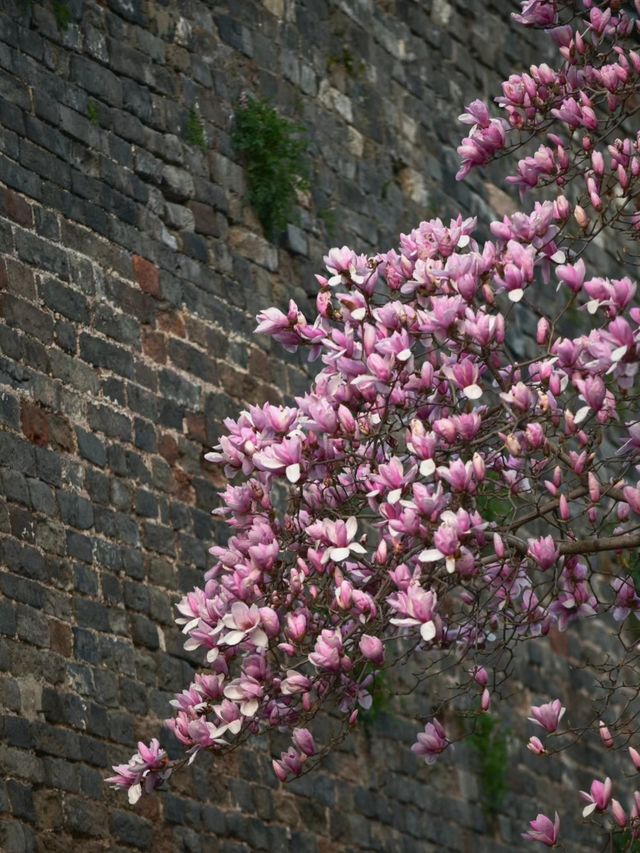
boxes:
[558,532,640,556]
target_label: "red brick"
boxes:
[185,412,207,443]
[49,620,73,657]
[4,188,33,228]
[142,328,166,364]
[173,468,194,503]
[158,433,179,464]
[157,310,185,337]
[21,400,49,447]
[132,254,161,297]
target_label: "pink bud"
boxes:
[536,317,550,345]
[527,736,546,755]
[272,759,288,782]
[599,721,614,749]
[481,688,491,712]
[359,634,385,665]
[630,746,640,770]
[574,205,589,228]
[611,799,627,828]
[473,666,488,687]
[292,728,316,757]
[558,494,569,521]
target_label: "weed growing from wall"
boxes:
[232,96,309,240]
[53,0,71,29]
[87,99,99,126]
[468,714,508,821]
[184,105,208,150]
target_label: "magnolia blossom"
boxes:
[522,812,560,847]
[411,719,449,765]
[580,778,613,817]
[528,700,566,733]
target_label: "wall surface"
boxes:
[0,0,620,850]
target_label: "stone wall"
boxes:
[0,0,616,850]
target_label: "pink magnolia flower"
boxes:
[308,628,347,672]
[528,699,566,733]
[522,812,560,847]
[106,739,170,804]
[527,736,546,755]
[580,777,612,817]
[411,719,449,765]
[388,585,438,642]
[223,674,264,717]
[292,728,316,757]
[220,602,269,649]
[527,536,560,571]
[359,634,384,665]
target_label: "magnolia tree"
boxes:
[109,1,640,846]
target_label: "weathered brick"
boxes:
[1,292,54,342]
[57,493,94,530]
[79,332,134,378]
[39,277,89,323]
[132,254,160,297]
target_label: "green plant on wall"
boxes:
[16,0,72,29]
[53,0,72,29]
[184,105,208,150]
[468,714,508,821]
[318,203,338,239]
[232,96,309,240]
[86,99,99,126]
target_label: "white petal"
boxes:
[420,621,436,642]
[458,234,470,248]
[128,783,142,805]
[286,463,301,483]
[351,307,366,321]
[612,345,627,362]
[227,718,243,734]
[257,457,286,469]
[586,299,600,314]
[418,548,442,563]
[390,617,419,627]
[445,556,456,574]
[251,628,269,648]
[242,699,259,717]
[582,803,596,818]
[388,488,402,505]
[574,406,591,425]
[463,383,483,400]
[329,547,351,562]
[224,685,244,700]
[223,630,247,646]
[205,648,219,662]
[550,250,566,264]
[508,288,524,302]
[420,459,436,477]
[346,516,358,540]
[349,542,367,554]
[397,348,412,362]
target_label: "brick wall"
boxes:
[0,1,616,850]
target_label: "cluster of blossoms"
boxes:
[108,1,640,847]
